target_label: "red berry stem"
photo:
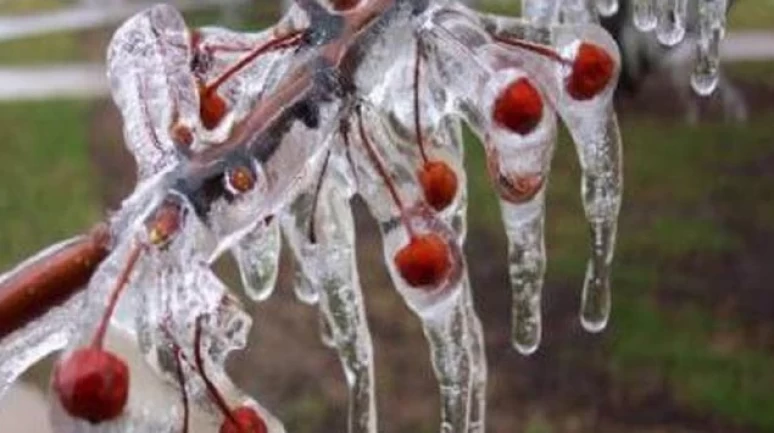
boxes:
[172,346,190,433]
[202,30,304,97]
[355,107,415,239]
[413,37,429,165]
[193,316,241,427]
[307,149,332,244]
[491,34,569,66]
[159,319,193,433]
[91,242,144,349]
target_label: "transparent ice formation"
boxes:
[0,1,630,433]
[624,0,729,95]
[515,0,730,97]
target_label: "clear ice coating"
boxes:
[655,0,688,46]
[633,0,658,31]
[595,0,620,17]
[0,1,633,432]
[691,0,727,96]
[553,0,732,96]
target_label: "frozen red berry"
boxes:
[53,348,129,424]
[199,83,227,130]
[331,0,359,10]
[566,42,615,100]
[171,122,194,148]
[226,164,257,194]
[418,161,458,211]
[147,199,183,248]
[220,406,268,433]
[492,77,543,135]
[394,233,451,288]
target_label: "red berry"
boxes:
[147,199,183,248]
[171,122,194,148]
[500,174,544,204]
[394,233,451,288]
[566,42,615,100]
[53,348,129,424]
[492,77,543,135]
[330,0,359,10]
[220,406,268,433]
[226,164,257,194]
[199,83,227,130]
[418,161,458,211]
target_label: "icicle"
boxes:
[632,0,658,31]
[230,219,281,303]
[462,283,486,433]
[281,143,377,433]
[427,118,487,432]
[485,86,555,352]
[552,28,622,333]
[656,0,688,46]
[461,7,558,354]
[520,0,562,29]
[500,197,547,353]
[595,0,619,17]
[691,0,726,96]
[349,99,469,433]
[560,0,598,25]
[422,300,472,433]
[484,21,621,332]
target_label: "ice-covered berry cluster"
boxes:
[0,1,624,432]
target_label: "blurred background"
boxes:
[0,0,773,432]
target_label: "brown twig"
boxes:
[0,224,111,339]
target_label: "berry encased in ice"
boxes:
[220,406,268,433]
[492,78,544,135]
[419,161,458,211]
[566,43,615,100]
[394,233,452,288]
[53,348,130,424]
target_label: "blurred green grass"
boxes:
[0,100,100,268]
[729,0,774,30]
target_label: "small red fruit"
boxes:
[199,83,227,130]
[418,161,458,211]
[147,199,183,248]
[53,348,130,424]
[226,164,257,194]
[394,233,451,288]
[220,406,268,433]
[566,42,615,100]
[330,0,359,10]
[492,77,543,135]
[171,122,194,148]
